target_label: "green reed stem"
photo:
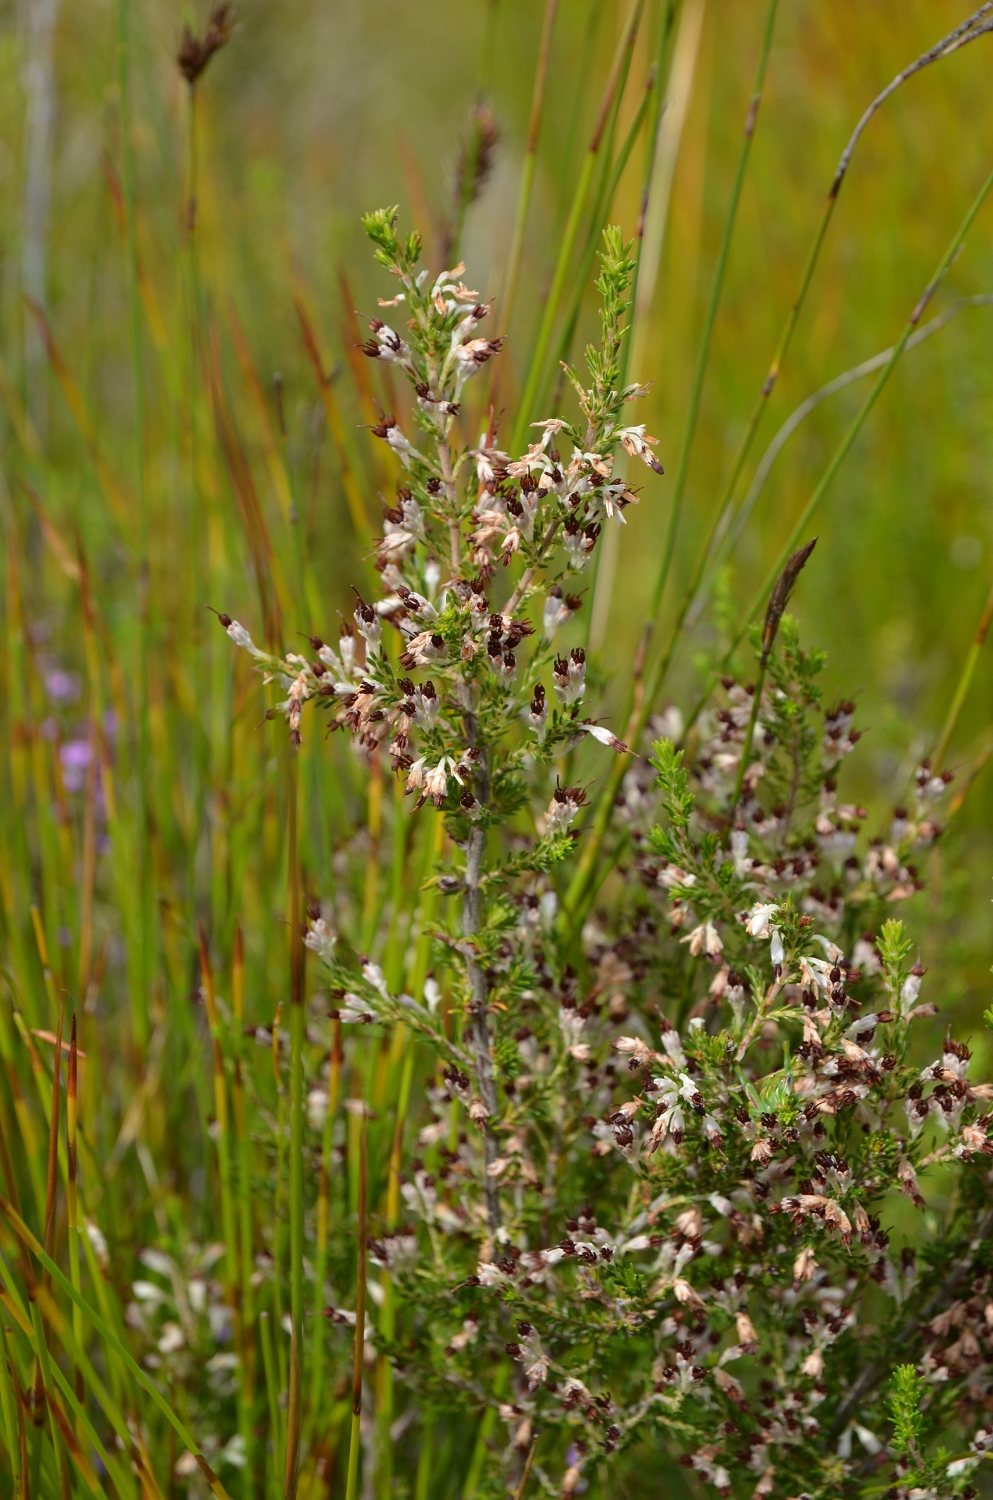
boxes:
[0,1322,17,1488]
[309,1022,340,1440]
[28,1299,71,1500]
[231,928,255,1499]
[259,1311,283,1491]
[115,0,151,1052]
[498,0,559,339]
[552,63,655,384]
[285,764,304,1500]
[463,1364,507,1498]
[414,1413,434,1500]
[66,1016,82,1417]
[647,0,779,625]
[510,0,644,454]
[933,572,993,772]
[344,1112,367,1500]
[197,923,241,1486]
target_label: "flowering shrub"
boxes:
[212,218,993,1498]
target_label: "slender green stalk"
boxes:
[730,658,768,812]
[115,0,151,1052]
[185,77,211,942]
[933,573,993,771]
[414,1414,434,1500]
[197,931,239,1330]
[497,0,559,339]
[587,0,677,652]
[230,927,255,1499]
[551,64,656,382]
[66,1016,82,1420]
[344,1112,368,1500]
[647,0,779,625]
[308,1022,340,1438]
[271,1000,288,1403]
[510,0,645,454]
[463,1365,507,1498]
[259,1311,283,1491]
[285,765,305,1500]
[0,1321,19,1495]
[28,1300,70,1500]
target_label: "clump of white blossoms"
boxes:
[217,216,993,1499]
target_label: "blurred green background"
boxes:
[3,0,993,1095]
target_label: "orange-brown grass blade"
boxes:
[66,1015,84,1411]
[226,302,294,525]
[206,321,284,649]
[43,1001,64,1263]
[23,298,130,528]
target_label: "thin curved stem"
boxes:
[687,294,993,631]
[669,4,993,685]
[738,166,993,645]
[702,5,993,571]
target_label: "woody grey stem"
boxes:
[461,701,501,1231]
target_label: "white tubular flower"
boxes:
[553,648,586,705]
[316,642,346,677]
[395,585,437,623]
[745,901,779,937]
[582,722,627,753]
[453,337,503,394]
[682,922,722,958]
[519,486,539,540]
[224,618,268,658]
[618,423,664,473]
[562,525,585,569]
[360,321,410,365]
[354,599,382,649]
[413,682,439,728]
[304,917,337,965]
[402,631,447,667]
[542,587,578,640]
[659,1026,687,1069]
[526,683,548,740]
[530,417,568,448]
[546,784,587,835]
[371,416,418,467]
[729,825,750,873]
[425,762,448,808]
